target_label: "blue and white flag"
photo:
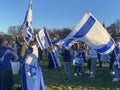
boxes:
[36,27,52,50]
[63,12,115,54]
[22,53,45,90]
[49,46,61,68]
[21,0,33,44]
[52,37,64,45]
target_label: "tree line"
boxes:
[1,19,120,41]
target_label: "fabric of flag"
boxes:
[62,12,115,54]
[22,53,45,90]
[52,37,64,45]
[21,0,33,44]
[49,46,61,68]
[52,37,67,48]
[36,27,52,50]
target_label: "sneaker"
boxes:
[74,73,77,76]
[112,71,115,75]
[110,71,115,75]
[112,78,119,82]
[89,74,95,78]
[78,72,82,75]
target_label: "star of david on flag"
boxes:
[36,27,52,50]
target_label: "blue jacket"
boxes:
[0,47,18,69]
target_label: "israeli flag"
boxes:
[63,12,115,54]
[21,0,33,44]
[49,46,61,68]
[36,27,52,50]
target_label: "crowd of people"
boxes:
[47,39,120,82]
[0,36,45,90]
[0,36,120,90]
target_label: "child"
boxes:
[73,48,84,76]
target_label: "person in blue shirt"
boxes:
[0,38,18,90]
[22,41,45,90]
[73,48,84,76]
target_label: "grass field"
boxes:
[13,56,120,90]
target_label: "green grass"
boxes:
[13,57,120,90]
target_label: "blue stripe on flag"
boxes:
[28,28,33,35]
[26,22,29,27]
[62,38,74,48]
[37,34,44,50]
[52,37,64,45]
[95,39,114,53]
[44,28,52,46]
[74,16,95,38]
[51,51,59,68]
[25,34,31,42]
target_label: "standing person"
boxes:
[88,47,98,78]
[0,38,18,90]
[15,35,28,61]
[22,45,45,90]
[112,38,120,81]
[61,47,73,82]
[15,36,28,89]
[112,55,120,82]
[73,48,84,76]
[47,45,61,69]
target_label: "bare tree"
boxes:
[7,25,21,36]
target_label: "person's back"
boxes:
[0,47,18,69]
[61,48,72,82]
[20,43,28,59]
[61,48,70,62]
[0,39,18,90]
[15,36,28,60]
[22,46,45,90]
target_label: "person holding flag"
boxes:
[47,45,61,69]
[21,40,45,90]
[36,27,61,69]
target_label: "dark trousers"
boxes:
[74,66,81,73]
[87,58,91,70]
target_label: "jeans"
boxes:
[114,64,120,78]
[64,62,71,81]
[91,58,97,75]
